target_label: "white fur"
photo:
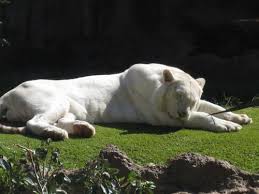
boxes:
[0,63,252,140]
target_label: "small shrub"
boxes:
[0,139,70,193]
[0,140,156,194]
[82,157,155,194]
[0,154,27,193]
[120,171,156,194]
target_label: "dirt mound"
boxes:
[100,144,259,194]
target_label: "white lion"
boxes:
[0,63,252,140]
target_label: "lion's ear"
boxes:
[163,69,174,82]
[196,78,206,89]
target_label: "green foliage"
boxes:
[0,154,27,193]
[0,139,70,194]
[0,140,155,194]
[21,139,70,193]
[120,172,156,194]
[83,157,121,193]
[82,157,155,194]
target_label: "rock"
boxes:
[99,144,143,177]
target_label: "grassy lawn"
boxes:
[0,108,258,173]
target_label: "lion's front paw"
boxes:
[230,113,253,125]
[43,126,69,140]
[211,118,242,132]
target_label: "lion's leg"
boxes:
[184,111,242,132]
[197,100,252,125]
[26,114,69,140]
[56,113,95,138]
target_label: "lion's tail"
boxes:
[0,123,26,134]
[0,96,26,134]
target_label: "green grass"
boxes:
[0,108,259,173]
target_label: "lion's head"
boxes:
[159,69,205,120]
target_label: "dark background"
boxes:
[0,0,259,101]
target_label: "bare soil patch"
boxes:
[100,145,259,193]
[62,144,259,193]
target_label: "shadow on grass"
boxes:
[98,123,182,135]
[0,119,182,139]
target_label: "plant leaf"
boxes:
[0,156,11,170]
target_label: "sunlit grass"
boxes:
[0,108,258,173]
